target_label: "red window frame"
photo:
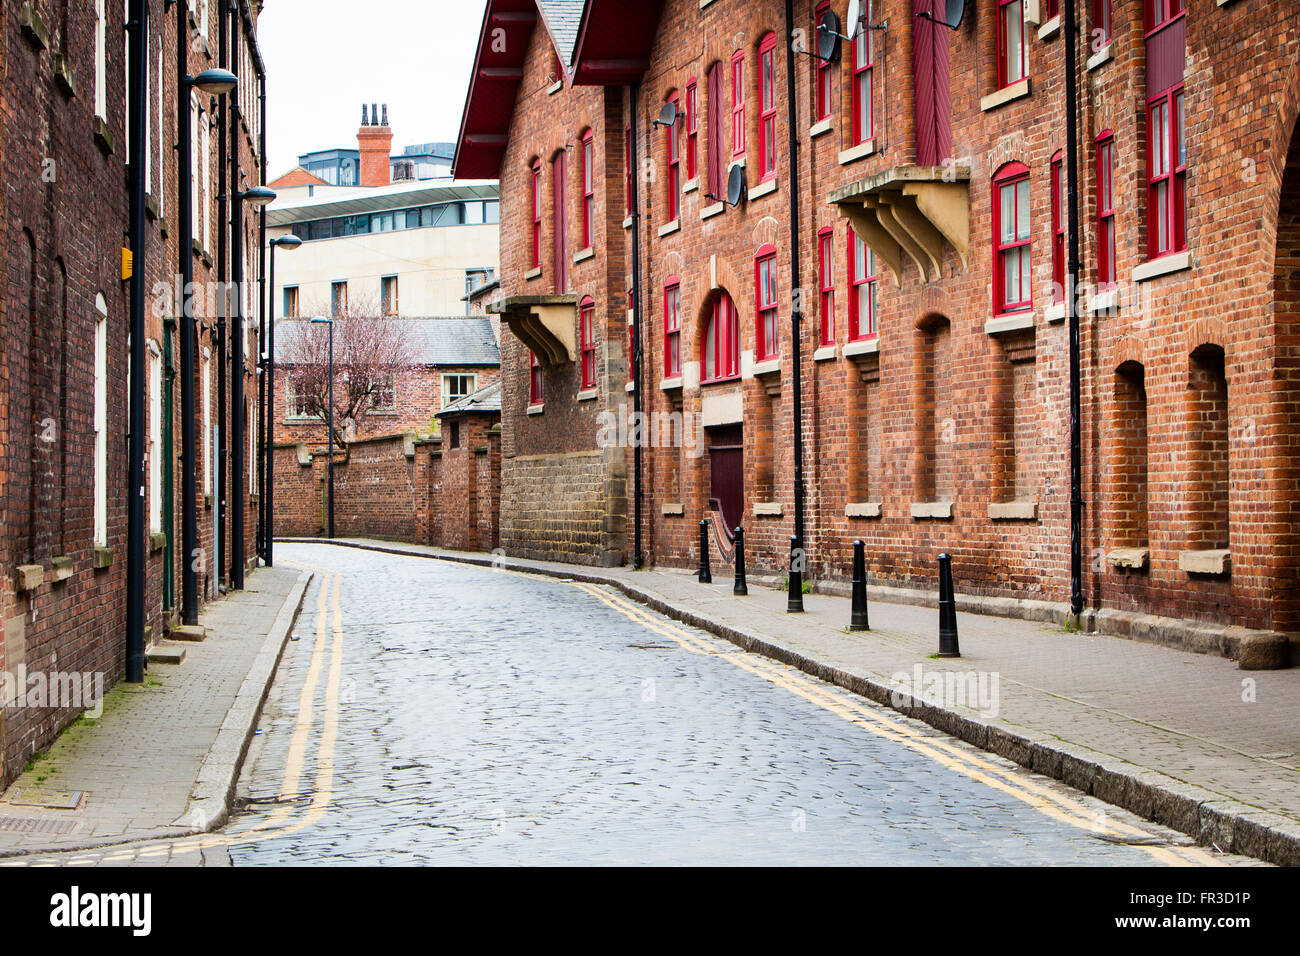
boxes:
[1147,87,1185,259]
[817,228,835,347]
[528,351,543,406]
[997,0,1028,90]
[993,161,1032,315]
[1051,150,1065,303]
[758,34,778,181]
[1145,0,1184,36]
[529,159,542,270]
[685,80,698,181]
[666,91,681,222]
[755,244,779,360]
[731,50,746,158]
[1093,0,1112,43]
[579,296,597,389]
[706,62,724,199]
[850,26,873,145]
[1096,132,1116,288]
[1045,0,1060,19]
[702,292,739,383]
[663,278,681,378]
[624,124,633,216]
[848,226,877,341]
[815,1,832,122]
[580,130,594,250]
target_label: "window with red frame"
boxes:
[580,130,594,249]
[851,19,873,145]
[702,292,739,383]
[817,228,835,347]
[529,351,543,406]
[755,245,778,360]
[848,227,877,340]
[1096,132,1116,287]
[1148,87,1185,258]
[758,35,778,180]
[664,279,681,378]
[624,124,633,215]
[993,162,1032,314]
[1051,151,1065,303]
[530,160,542,270]
[666,91,681,221]
[1146,0,1183,32]
[731,51,745,157]
[706,62,724,199]
[1093,0,1111,43]
[815,2,832,122]
[579,297,597,389]
[685,80,698,181]
[997,0,1028,89]
[1045,0,1060,18]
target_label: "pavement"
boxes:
[275,536,1300,867]
[0,565,309,857]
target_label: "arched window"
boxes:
[755,244,779,360]
[579,296,597,389]
[702,291,740,383]
[663,277,682,378]
[993,161,1031,315]
[758,34,778,180]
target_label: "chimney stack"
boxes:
[357,102,393,186]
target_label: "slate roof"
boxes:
[436,379,502,418]
[537,0,585,65]
[278,317,499,368]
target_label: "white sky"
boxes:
[259,0,490,177]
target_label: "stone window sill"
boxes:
[623,215,635,230]
[985,313,1034,335]
[573,248,594,264]
[1038,15,1060,40]
[93,546,114,570]
[752,358,781,378]
[527,404,545,416]
[700,202,725,220]
[843,338,880,358]
[50,556,74,583]
[911,501,954,520]
[837,140,876,166]
[809,118,833,138]
[683,178,699,194]
[660,376,683,391]
[845,502,882,519]
[150,532,166,553]
[813,345,837,362]
[16,564,44,591]
[989,500,1037,521]
[625,380,635,393]
[1108,547,1150,570]
[577,388,598,402]
[749,179,777,201]
[980,78,1031,113]
[1044,302,1066,324]
[1179,548,1230,576]
[1087,44,1112,71]
[658,219,681,238]
[753,502,784,517]
[662,502,685,516]
[1132,251,1191,283]
[1087,288,1120,315]
[525,266,543,280]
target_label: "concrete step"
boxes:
[146,642,187,665]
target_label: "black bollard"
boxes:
[733,526,748,595]
[849,539,870,631]
[787,535,804,613]
[698,519,712,583]
[937,552,960,657]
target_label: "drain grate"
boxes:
[8,789,84,810]
[0,815,78,835]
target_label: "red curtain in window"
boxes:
[707,63,724,200]
[552,150,568,292]
[912,0,951,167]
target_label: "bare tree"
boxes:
[278,294,416,453]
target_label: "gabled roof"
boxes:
[570,0,666,86]
[270,166,330,188]
[279,317,501,368]
[537,0,585,67]
[436,379,502,418]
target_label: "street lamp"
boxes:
[174,54,238,624]
[311,316,335,539]
[237,185,277,207]
[263,234,302,566]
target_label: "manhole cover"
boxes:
[0,815,78,835]
[7,789,84,810]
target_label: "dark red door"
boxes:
[707,425,743,538]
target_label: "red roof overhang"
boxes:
[570,0,666,86]
[453,0,540,180]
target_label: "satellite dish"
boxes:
[817,10,842,63]
[846,0,862,40]
[726,163,747,207]
[944,0,967,28]
[655,101,678,129]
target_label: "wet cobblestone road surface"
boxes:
[211,543,1240,866]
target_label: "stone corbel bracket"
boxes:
[490,294,579,367]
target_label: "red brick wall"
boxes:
[486,0,1300,631]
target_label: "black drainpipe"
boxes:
[125,0,149,682]
[784,0,806,610]
[176,0,199,624]
[216,0,228,590]
[1064,0,1084,616]
[230,3,246,589]
[630,83,644,569]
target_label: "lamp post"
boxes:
[264,235,301,566]
[176,59,238,625]
[229,185,276,590]
[311,317,335,539]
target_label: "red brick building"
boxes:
[1,0,265,787]
[455,0,1300,650]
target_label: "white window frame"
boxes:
[94,0,107,122]
[148,342,162,532]
[441,373,478,409]
[94,295,109,546]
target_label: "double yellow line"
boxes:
[570,580,1220,867]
